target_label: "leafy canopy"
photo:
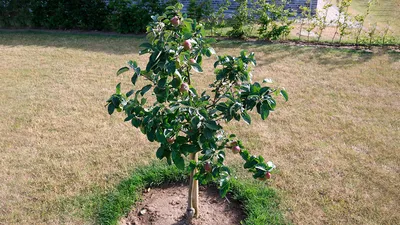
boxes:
[106,3,288,196]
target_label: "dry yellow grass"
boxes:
[0,31,399,224]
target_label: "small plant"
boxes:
[298,1,311,40]
[187,0,213,22]
[366,22,377,47]
[314,1,333,42]
[354,0,375,46]
[256,0,295,41]
[106,3,287,222]
[228,0,250,38]
[381,22,394,45]
[332,0,353,43]
[303,1,316,42]
[305,20,317,42]
[205,0,231,36]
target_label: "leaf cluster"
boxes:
[106,3,287,196]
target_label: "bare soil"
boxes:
[119,184,244,225]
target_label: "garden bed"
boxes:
[96,162,286,225]
[119,184,243,225]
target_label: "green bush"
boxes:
[0,0,32,27]
[227,0,249,38]
[0,0,179,33]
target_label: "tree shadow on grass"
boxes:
[215,40,376,69]
[388,50,400,62]
[0,29,145,55]
[1,30,385,68]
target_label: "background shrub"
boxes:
[0,0,178,33]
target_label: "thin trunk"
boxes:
[299,21,303,40]
[186,152,199,222]
[332,27,338,43]
[355,29,361,46]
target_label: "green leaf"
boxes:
[280,89,289,101]
[117,67,129,76]
[156,146,165,159]
[240,150,250,161]
[172,152,185,170]
[126,89,134,97]
[170,77,181,88]
[107,104,115,115]
[191,63,203,73]
[111,96,120,107]
[131,72,139,85]
[147,129,156,142]
[116,83,121,94]
[140,84,152,96]
[157,78,167,88]
[261,103,270,120]
[139,43,153,49]
[183,32,192,39]
[181,144,198,153]
[255,164,267,171]
[128,60,138,69]
[208,47,216,55]
[131,117,141,128]
[241,111,251,125]
[203,128,214,139]
[204,121,220,130]
[219,175,230,197]
[191,116,200,129]
[244,159,258,169]
[156,128,167,143]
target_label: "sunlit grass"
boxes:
[0,31,399,224]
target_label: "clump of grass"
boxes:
[230,179,287,225]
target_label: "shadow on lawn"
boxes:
[0,30,387,66]
[216,40,376,69]
[0,29,145,55]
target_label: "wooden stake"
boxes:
[186,153,196,222]
[192,152,199,217]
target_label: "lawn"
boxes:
[0,31,399,224]
[350,0,400,36]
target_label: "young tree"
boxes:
[381,22,394,45]
[298,1,311,40]
[332,0,352,43]
[314,1,333,42]
[255,0,295,41]
[106,3,287,222]
[354,0,375,46]
[366,22,377,47]
[228,0,250,38]
[205,0,231,36]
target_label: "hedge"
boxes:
[0,0,178,33]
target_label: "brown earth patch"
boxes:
[119,184,244,225]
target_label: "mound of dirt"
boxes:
[119,184,244,225]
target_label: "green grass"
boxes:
[67,161,286,225]
[92,162,187,225]
[350,0,400,35]
[0,30,399,224]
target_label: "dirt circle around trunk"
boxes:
[119,183,245,225]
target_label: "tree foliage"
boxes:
[107,3,287,196]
